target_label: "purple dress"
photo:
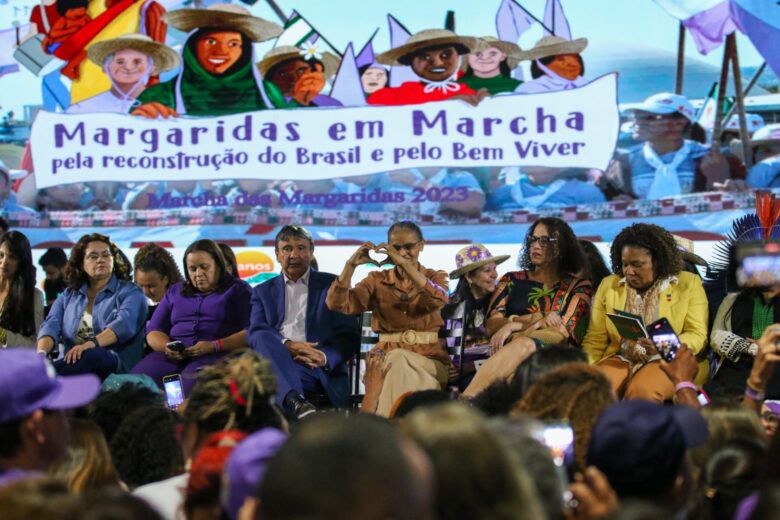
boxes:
[131,277,252,394]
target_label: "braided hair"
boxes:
[183,351,282,433]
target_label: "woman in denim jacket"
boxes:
[36,233,147,378]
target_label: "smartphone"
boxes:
[736,240,780,288]
[697,389,710,406]
[163,374,184,409]
[166,340,185,353]
[648,317,681,363]
[531,421,575,468]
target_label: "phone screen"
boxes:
[163,375,184,408]
[649,318,681,363]
[535,422,575,467]
[166,341,184,353]
[736,241,780,288]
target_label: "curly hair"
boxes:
[514,362,615,473]
[609,223,683,279]
[133,243,183,284]
[64,233,131,290]
[181,239,230,297]
[518,217,585,276]
[0,231,38,337]
[183,351,282,434]
[108,405,184,490]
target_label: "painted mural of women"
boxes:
[514,36,589,94]
[131,3,289,118]
[67,33,179,114]
[460,36,524,95]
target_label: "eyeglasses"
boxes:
[761,412,778,424]
[632,113,681,122]
[392,241,420,252]
[528,236,557,248]
[85,251,112,261]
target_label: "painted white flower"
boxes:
[299,41,323,61]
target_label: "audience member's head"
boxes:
[109,404,184,489]
[0,476,76,520]
[0,349,100,480]
[472,345,587,416]
[689,438,766,520]
[133,243,183,304]
[222,427,287,520]
[587,400,708,510]
[578,239,610,290]
[181,239,230,296]
[48,417,121,493]
[65,233,132,290]
[86,382,163,444]
[515,362,615,472]
[181,352,282,461]
[260,413,430,520]
[391,390,451,419]
[489,418,565,520]
[688,401,767,483]
[39,246,68,280]
[402,403,544,520]
[184,430,246,520]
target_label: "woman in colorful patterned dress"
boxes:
[462,217,592,398]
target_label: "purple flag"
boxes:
[329,43,367,107]
[731,0,780,78]
[682,1,737,55]
[495,0,536,43]
[387,14,418,87]
[543,0,572,40]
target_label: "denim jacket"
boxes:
[37,274,147,370]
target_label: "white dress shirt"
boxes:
[280,268,310,343]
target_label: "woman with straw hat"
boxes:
[257,45,342,107]
[447,244,509,387]
[367,29,489,106]
[66,33,178,114]
[131,4,289,118]
[514,35,589,94]
[460,36,524,95]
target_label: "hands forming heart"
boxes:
[349,241,397,268]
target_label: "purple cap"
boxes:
[0,349,101,422]
[586,401,708,497]
[764,400,780,415]
[222,427,287,520]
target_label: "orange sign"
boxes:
[236,251,274,280]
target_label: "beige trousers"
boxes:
[598,357,675,402]
[375,349,448,417]
[461,337,537,398]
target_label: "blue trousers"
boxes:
[54,348,118,380]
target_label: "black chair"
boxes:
[347,311,378,406]
[439,300,466,386]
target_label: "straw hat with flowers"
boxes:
[450,244,510,279]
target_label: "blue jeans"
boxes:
[54,348,119,380]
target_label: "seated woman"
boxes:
[446,243,509,388]
[462,218,592,398]
[326,221,450,416]
[581,223,708,401]
[131,239,252,394]
[133,243,183,322]
[37,234,147,377]
[0,231,44,347]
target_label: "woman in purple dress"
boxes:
[131,239,252,394]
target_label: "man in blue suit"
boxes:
[248,225,359,416]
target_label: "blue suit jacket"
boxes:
[248,270,359,406]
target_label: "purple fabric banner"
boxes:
[682,1,737,55]
[543,0,572,40]
[495,0,536,43]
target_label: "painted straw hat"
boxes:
[465,36,524,70]
[375,29,483,67]
[257,45,341,80]
[450,244,510,279]
[87,33,180,74]
[163,3,282,43]
[517,35,588,62]
[672,234,708,267]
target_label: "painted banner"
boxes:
[31,74,618,189]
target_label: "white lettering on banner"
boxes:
[30,74,619,189]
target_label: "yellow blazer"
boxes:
[581,272,709,384]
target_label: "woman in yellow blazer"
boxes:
[581,224,708,401]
